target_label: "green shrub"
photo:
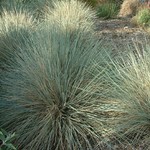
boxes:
[44,0,96,32]
[0,129,16,150]
[97,1,119,19]
[109,42,150,148]
[136,8,150,27]
[0,20,112,149]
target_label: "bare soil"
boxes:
[95,18,150,55]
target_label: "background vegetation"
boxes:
[136,8,150,27]
[97,1,119,19]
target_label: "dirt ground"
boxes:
[95,18,150,56]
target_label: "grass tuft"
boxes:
[0,0,55,20]
[44,0,96,32]
[109,41,150,148]
[0,10,35,68]
[136,8,150,27]
[97,1,119,19]
[0,21,112,149]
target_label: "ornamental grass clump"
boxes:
[19,0,55,20]
[110,42,150,148]
[44,0,96,32]
[0,10,35,68]
[0,21,112,149]
[0,0,54,20]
